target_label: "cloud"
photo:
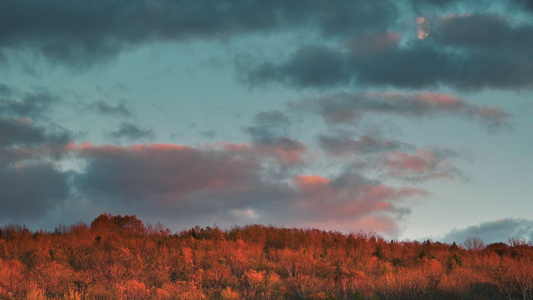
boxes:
[347,31,402,55]
[0,163,70,222]
[0,83,67,174]
[0,117,72,222]
[5,1,531,91]
[244,13,533,90]
[252,137,307,167]
[104,122,156,142]
[72,142,291,225]
[318,132,411,157]
[199,130,218,138]
[85,100,132,117]
[428,14,533,89]
[289,173,428,233]
[412,0,533,12]
[0,116,72,166]
[516,0,533,12]
[442,219,533,244]
[0,0,397,66]
[0,83,14,96]
[316,127,465,182]
[382,149,463,181]
[0,84,74,223]
[244,110,291,144]
[0,84,71,164]
[410,0,489,9]
[292,92,509,130]
[246,46,350,88]
[73,143,269,199]
[70,142,426,235]
[243,111,306,166]
[0,117,69,148]
[0,87,59,119]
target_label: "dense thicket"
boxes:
[0,214,532,299]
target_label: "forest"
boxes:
[0,214,532,299]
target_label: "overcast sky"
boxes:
[1,0,532,244]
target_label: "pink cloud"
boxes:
[306,91,508,129]
[254,137,307,166]
[414,93,460,108]
[216,138,307,166]
[294,174,330,187]
[382,149,462,181]
[68,141,428,236]
[286,173,428,235]
[385,150,436,172]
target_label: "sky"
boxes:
[1,0,533,244]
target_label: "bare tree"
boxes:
[463,236,485,251]
[507,237,531,247]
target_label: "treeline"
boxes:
[0,214,532,299]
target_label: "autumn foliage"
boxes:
[0,214,532,299]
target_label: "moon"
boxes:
[417,17,430,40]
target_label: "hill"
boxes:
[0,214,532,299]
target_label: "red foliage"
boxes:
[0,214,532,299]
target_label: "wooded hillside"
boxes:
[0,214,532,299]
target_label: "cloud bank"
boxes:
[0,0,396,66]
[443,219,533,244]
[66,142,427,234]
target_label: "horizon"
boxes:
[1,0,533,245]
[1,213,528,246]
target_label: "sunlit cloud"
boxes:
[63,142,429,235]
[292,92,509,130]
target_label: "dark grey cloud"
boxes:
[517,0,533,11]
[246,46,350,88]
[244,110,291,144]
[245,13,533,90]
[0,88,59,119]
[86,100,132,117]
[442,219,533,244]
[75,143,262,203]
[433,14,533,50]
[0,92,71,221]
[429,14,533,90]
[0,163,70,222]
[0,0,396,66]
[0,84,71,163]
[411,0,533,12]
[0,101,72,222]
[0,117,69,148]
[4,1,531,91]
[243,42,447,89]
[2,1,531,91]
[0,83,66,169]
[291,91,508,130]
[410,0,490,10]
[104,122,156,142]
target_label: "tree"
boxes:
[463,237,485,251]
